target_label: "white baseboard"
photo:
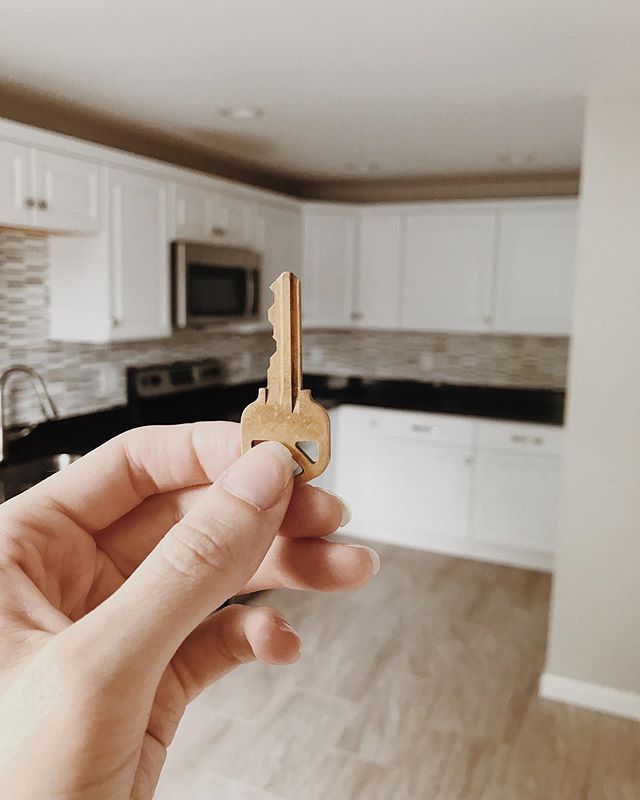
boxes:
[343,525,554,573]
[539,672,640,721]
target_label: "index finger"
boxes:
[7,421,241,533]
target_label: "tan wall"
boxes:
[545,93,640,693]
[296,171,580,203]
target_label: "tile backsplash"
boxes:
[1,232,569,427]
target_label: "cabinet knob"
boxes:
[37,199,48,211]
[110,316,120,327]
[483,314,492,324]
[24,197,35,209]
[211,226,228,237]
[351,311,363,321]
[464,455,475,465]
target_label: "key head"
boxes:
[241,388,331,484]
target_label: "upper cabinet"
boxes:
[173,180,257,248]
[0,138,101,234]
[49,167,170,343]
[353,208,403,328]
[402,206,496,332]
[302,205,357,327]
[493,201,578,335]
[303,198,577,336]
[173,182,213,241]
[259,203,303,318]
[108,168,171,341]
[0,141,32,227]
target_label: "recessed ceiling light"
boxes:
[219,106,264,121]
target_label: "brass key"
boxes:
[241,272,330,483]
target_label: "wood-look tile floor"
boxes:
[156,544,640,800]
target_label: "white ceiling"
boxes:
[1,1,639,181]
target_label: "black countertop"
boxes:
[6,375,564,463]
[305,375,565,425]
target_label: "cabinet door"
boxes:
[370,434,473,546]
[212,191,254,246]
[174,182,213,240]
[402,208,496,331]
[302,209,356,327]
[471,451,562,553]
[260,204,302,318]
[354,209,402,328]
[109,168,170,340]
[0,140,32,227]
[33,149,101,233]
[494,204,578,334]
[331,406,379,532]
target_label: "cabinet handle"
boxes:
[483,314,492,324]
[351,311,363,321]
[211,226,228,237]
[464,455,475,465]
[37,199,48,211]
[411,424,439,435]
[110,316,120,328]
[24,197,35,209]
[510,434,544,446]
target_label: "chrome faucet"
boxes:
[0,366,58,463]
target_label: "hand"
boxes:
[0,422,378,799]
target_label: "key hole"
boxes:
[295,441,319,464]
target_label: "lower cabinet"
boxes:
[470,450,562,554]
[326,405,563,571]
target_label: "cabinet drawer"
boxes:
[342,406,475,447]
[477,420,563,455]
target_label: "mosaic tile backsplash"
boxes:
[0,232,569,427]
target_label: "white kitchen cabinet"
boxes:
[302,206,357,327]
[494,202,578,334]
[173,181,213,240]
[401,206,496,332]
[367,412,475,547]
[173,182,257,248]
[212,190,255,247]
[49,167,170,342]
[336,407,475,548]
[259,204,302,318]
[0,140,31,227]
[0,139,101,233]
[32,149,101,234]
[471,421,564,554]
[312,406,341,493]
[109,168,171,340]
[330,406,379,531]
[332,405,562,570]
[353,208,403,328]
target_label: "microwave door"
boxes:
[245,270,256,316]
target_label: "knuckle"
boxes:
[162,514,239,580]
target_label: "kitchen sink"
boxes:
[0,453,82,503]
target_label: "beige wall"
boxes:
[545,93,640,694]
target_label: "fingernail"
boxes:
[349,544,381,576]
[274,617,300,638]
[318,488,352,527]
[218,441,297,510]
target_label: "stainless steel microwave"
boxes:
[171,241,261,328]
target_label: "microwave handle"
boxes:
[246,270,257,315]
[174,243,188,329]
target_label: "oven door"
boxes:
[173,242,260,328]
